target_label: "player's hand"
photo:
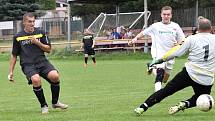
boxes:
[92,45,94,48]
[128,41,133,46]
[8,73,14,82]
[128,38,137,46]
[29,36,39,44]
[146,63,153,75]
[148,59,164,67]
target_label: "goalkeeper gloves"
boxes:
[148,59,164,67]
[146,59,165,74]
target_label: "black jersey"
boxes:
[82,35,94,48]
[12,28,51,65]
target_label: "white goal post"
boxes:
[87,11,151,37]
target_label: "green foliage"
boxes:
[71,4,115,17]
[199,0,215,7]
[37,0,56,10]
[120,0,144,12]
[0,0,40,21]
[0,0,56,21]
[70,0,215,17]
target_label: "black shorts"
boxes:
[21,61,56,84]
[84,47,95,55]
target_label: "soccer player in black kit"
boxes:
[80,29,96,68]
[8,13,68,114]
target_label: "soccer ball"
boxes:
[196,94,214,112]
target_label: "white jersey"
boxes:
[163,33,215,85]
[141,22,185,59]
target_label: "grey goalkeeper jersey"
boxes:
[163,33,215,85]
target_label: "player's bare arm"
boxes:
[8,54,17,82]
[128,32,144,46]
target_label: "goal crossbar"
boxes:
[87,11,151,37]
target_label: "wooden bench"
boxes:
[123,46,144,50]
[75,47,124,52]
[95,47,124,52]
[75,38,152,53]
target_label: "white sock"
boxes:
[143,103,148,108]
[155,82,162,92]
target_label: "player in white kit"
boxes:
[134,17,215,115]
[129,6,185,92]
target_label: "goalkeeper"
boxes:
[134,17,215,115]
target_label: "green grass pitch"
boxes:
[0,58,214,121]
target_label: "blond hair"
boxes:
[161,6,172,12]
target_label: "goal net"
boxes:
[87,11,151,38]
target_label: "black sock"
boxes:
[33,86,47,107]
[155,68,165,83]
[92,57,96,63]
[51,82,60,104]
[85,57,88,64]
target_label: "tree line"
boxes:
[0,0,215,21]
[0,0,55,21]
[70,0,215,17]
